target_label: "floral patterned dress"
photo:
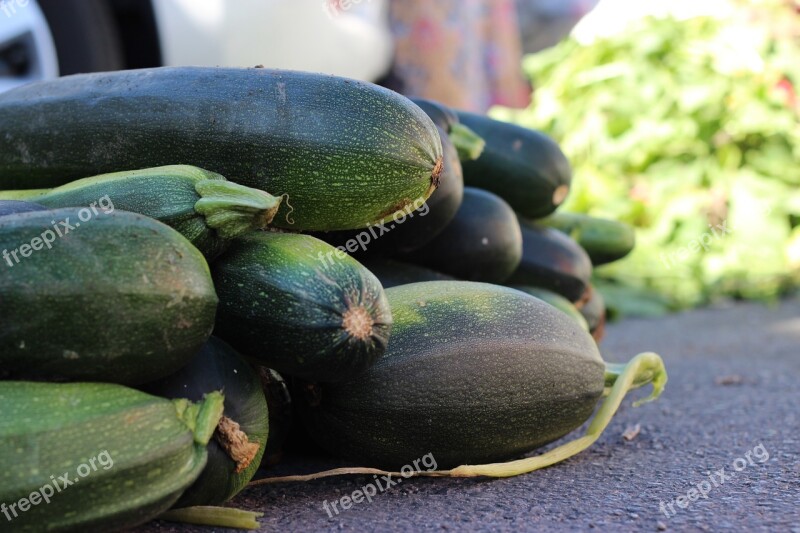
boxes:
[386,0,531,112]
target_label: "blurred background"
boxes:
[2,0,797,316]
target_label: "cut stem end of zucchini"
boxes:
[552,184,570,207]
[342,305,375,341]
[216,415,261,473]
[431,156,444,189]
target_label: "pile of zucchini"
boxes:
[0,67,665,532]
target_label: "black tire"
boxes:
[36,0,125,75]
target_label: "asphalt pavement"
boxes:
[139,297,800,532]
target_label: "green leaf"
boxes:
[502,9,800,314]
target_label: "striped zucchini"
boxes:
[317,125,464,255]
[258,367,293,467]
[212,232,392,383]
[509,218,594,304]
[0,200,47,217]
[0,166,282,259]
[0,67,443,231]
[457,111,572,218]
[580,286,607,342]
[0,209,217,385]
[538,212,636,266]
[0,382,223,532]
[511,285,590,331]
[141,337,268,507]
[401,187,523,283]
[298,281,606,468]
[361,257,455,289]
[410,98,485,161]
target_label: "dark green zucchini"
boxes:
[456,111,571,218]
[0,381,223,532]
[0,166,282,259]
[0,67,443,231]
[316,126,464,255]
[580,286,607,342]
[511,286,590,332]
[298,281,605,468]
[410,98,459,132]
[508,218,593,304]
[410,98,485,161]
[0,200,47,217]
[539,212,636,266]
[258,367,293,467]
[141,337,268,507]
[212,232,392,383]
[400,187,523,283]
[361,257,454,288]
[0,209,218,385]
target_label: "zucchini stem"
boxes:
[194,391,226,445]
[603,357,665,398]
[278,193,295,225]
[249,352,667,484]
[604,362,628,391]
[448,123,486,161]
[175,391,225,446]
[158,506,263,530]
[194,180,282,239]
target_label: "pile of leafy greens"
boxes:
[496,11,800,315]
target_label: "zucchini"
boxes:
[511,285,590,332]
[258,367,293,467]
[316,126,464,255]
[0,381,223,532]
[0,166,282,259]
[410,98,485,161]
[580,286,607,342]
[0,200,46,217]
[298,281,606,468]
[361,257,454,289]
[141,337,268,507]
[410,98,460,132]
[0,67,443,231]
[212,232,392,383]
[400,187,523,283]
[539,212,636,266]
[456,111,571,218]
[0,209,217,385]
[508,218,593,304]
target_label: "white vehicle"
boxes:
[0,0,392,93]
